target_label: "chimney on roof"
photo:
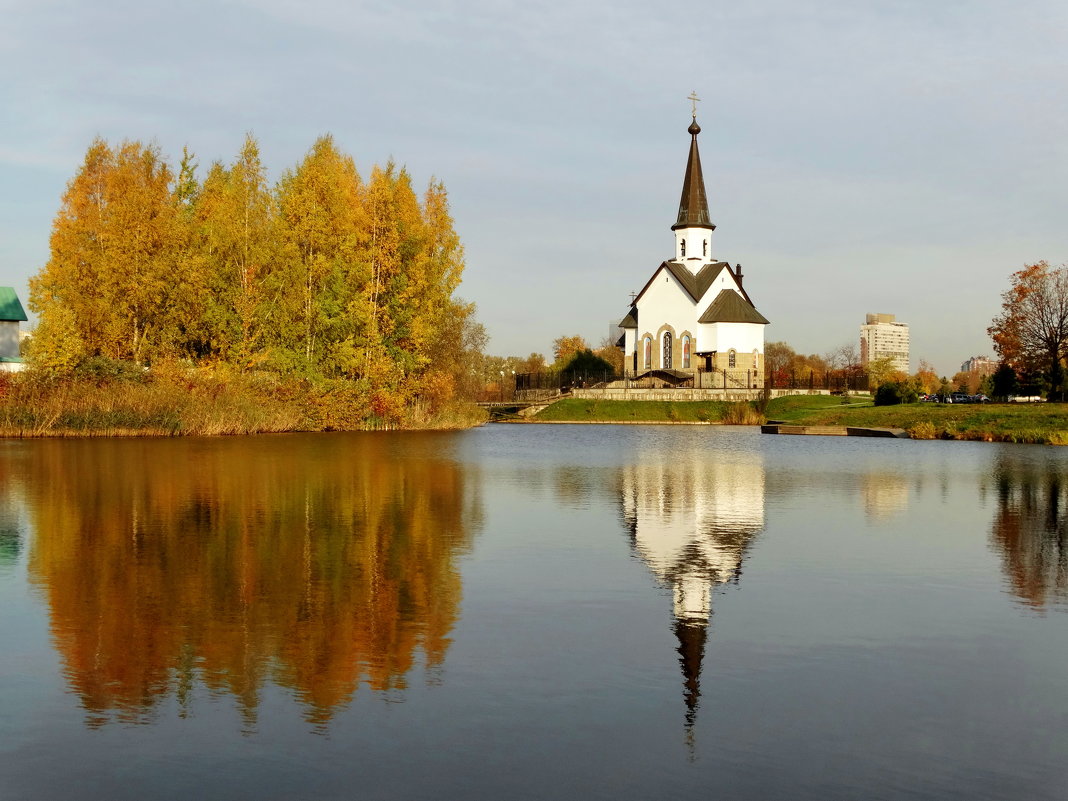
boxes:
[735,263,743,289]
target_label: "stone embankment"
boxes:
[761,423,909,438]
[570,387,832,402]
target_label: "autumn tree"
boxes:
[402,177,467,408]
[764,341,795,385]
[519,353,546,373]
[864,355,905,390]
[30,139,179,363]
[29,133,480,421]
[552,335,589,366]
[912,359,939,394]
[826,342,861,374]
[203,136,276,362]
[594,335,624,374]
[988,261,1068,401]
[765,341,834,387]
[271,135,367,374]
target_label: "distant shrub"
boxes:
[874,381,918,406]
[722,402,763,425]
[908,421,937,440]
[74,356,147,384]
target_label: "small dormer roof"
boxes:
[698,289,769,325]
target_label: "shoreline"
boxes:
[518,396,1068,445]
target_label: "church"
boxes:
[619,105,769,389]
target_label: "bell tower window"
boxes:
[680,240,686,258]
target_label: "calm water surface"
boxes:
[1,425,1066,800]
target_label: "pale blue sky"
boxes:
[2,0,1066,375]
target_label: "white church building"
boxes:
[619,112,768,389]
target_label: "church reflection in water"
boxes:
[988,454,1068,610]
[620,446,765,736]
[23,435,480,730]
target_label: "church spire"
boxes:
[672,115,715,232]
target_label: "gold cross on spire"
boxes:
[688,90,700,118]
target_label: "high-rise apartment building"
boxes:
[860,313,909,374]
[960,356,996,375]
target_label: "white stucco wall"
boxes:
[709,270,740,297]
[636,266,699,368]
[694,324,764,364]
[0,322,20,361]
[674,227,714,263]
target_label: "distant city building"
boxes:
[860,313,909,374]
[0,287,27,373]
[961,355,996,375]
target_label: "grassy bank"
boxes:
[765,394,1068,445]
[530,393,1068,445]
[0,366,487,437]
[530,398,763,424]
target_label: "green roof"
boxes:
[698,289,770,325]
[0,288,27,322]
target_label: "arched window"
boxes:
[680,239,686,258]
[662,332,673,369]
[728,349,737,368]
[682,336,691,369]
[643,337,652,369]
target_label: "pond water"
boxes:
[0,425,1066,800]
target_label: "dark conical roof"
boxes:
[671,118,715,232]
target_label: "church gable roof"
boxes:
[635,261,730,306]
[618,309,637,329]
[698,289,770,325]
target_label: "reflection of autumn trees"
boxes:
[26,435,479,728]
[989,456,1067,609]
